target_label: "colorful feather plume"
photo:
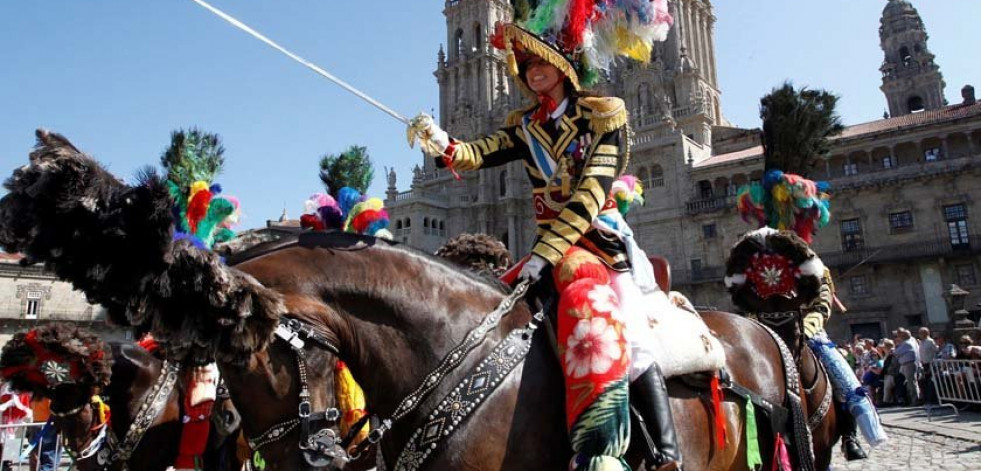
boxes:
[300,188,392,240]
[609,174,644,216]
[735,169,831,243]
[161,130,241,250]
[500,0,673,87]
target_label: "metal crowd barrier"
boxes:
[0,422,68,471]
[927,359,981,418]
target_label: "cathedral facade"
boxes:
[386,0,981,342]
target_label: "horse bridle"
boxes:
[56,360,180,471]
[249,280,533,471]
[245,317,349,469]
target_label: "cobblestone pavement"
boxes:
[830,407,981,471]
[830,427,981,470]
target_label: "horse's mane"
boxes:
[231,231,508,294]
[0,323,113,396]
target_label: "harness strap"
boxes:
[392,311,544,471]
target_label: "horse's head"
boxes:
[0,129,175,327]
[725,228,824,313]
[0,323,115,469]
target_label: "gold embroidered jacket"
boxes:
[437,96,630,270]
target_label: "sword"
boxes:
[188,0,410,125]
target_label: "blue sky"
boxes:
[1,1,978,230]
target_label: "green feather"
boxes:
[213,228,236,244]
[194,197,236,248]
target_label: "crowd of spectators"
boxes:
[839,327,981,408]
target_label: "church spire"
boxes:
[879,0,946,116]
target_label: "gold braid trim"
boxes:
[580,97,628,134]
[506,103,539,128]
[502,25,581,91]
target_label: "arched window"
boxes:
[499,170,508,198]
[455,29,465,58]
[473,23,483,52]
[439,220,446,237]
[395,220,403,230]
[697,180,713,199]
[638,83,652,114]
[404,218,411,228]
[900,46,912,65]
[908,96,925,113]
[650,165,664,187]
[424,217,431,235]
[636,167,650,189]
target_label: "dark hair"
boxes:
[436,233,512,277]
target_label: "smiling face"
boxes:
[522,56,566,97]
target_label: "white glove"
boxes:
[407,113,450,157]
[518,254,549,284]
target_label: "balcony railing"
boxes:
[686,195,735,215]
[820,234,981,268]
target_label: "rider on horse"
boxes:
[726,169,888,461]
[408,3,680,470]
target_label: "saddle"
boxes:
[534,255,726,380]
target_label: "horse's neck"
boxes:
[325,248,511,418]
[105,344,163,433]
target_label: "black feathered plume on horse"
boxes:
[0,130,838,471]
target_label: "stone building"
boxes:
[387,0,981,341]
[0,253,129,346]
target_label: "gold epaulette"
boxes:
[580,97,628,134]
[505,103,538,128]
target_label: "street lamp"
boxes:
[946,284,978,339]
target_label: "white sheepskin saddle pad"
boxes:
[611,273,727,379]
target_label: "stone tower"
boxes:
[879,0,946,117]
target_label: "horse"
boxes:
[189,232,815,471]
[0,130,823,470]
[0,323,243,471]
[724,229,844,471]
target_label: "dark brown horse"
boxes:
[0,130,822,471]
[725,229,843,470]
[210,234,802,471]
[0,324,242,471]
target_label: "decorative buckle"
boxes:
[325,408,340,422]
[298,400,312,418]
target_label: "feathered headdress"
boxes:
[492,0,673,91]
[609,174,645,216]
[161,129,241,250]
[736,170,831,244]
[300,187,392,240]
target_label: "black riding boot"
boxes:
[630,364,683,471]
[838,404,868,461]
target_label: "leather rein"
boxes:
[249,279,533,470]
[58,360,180,471]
